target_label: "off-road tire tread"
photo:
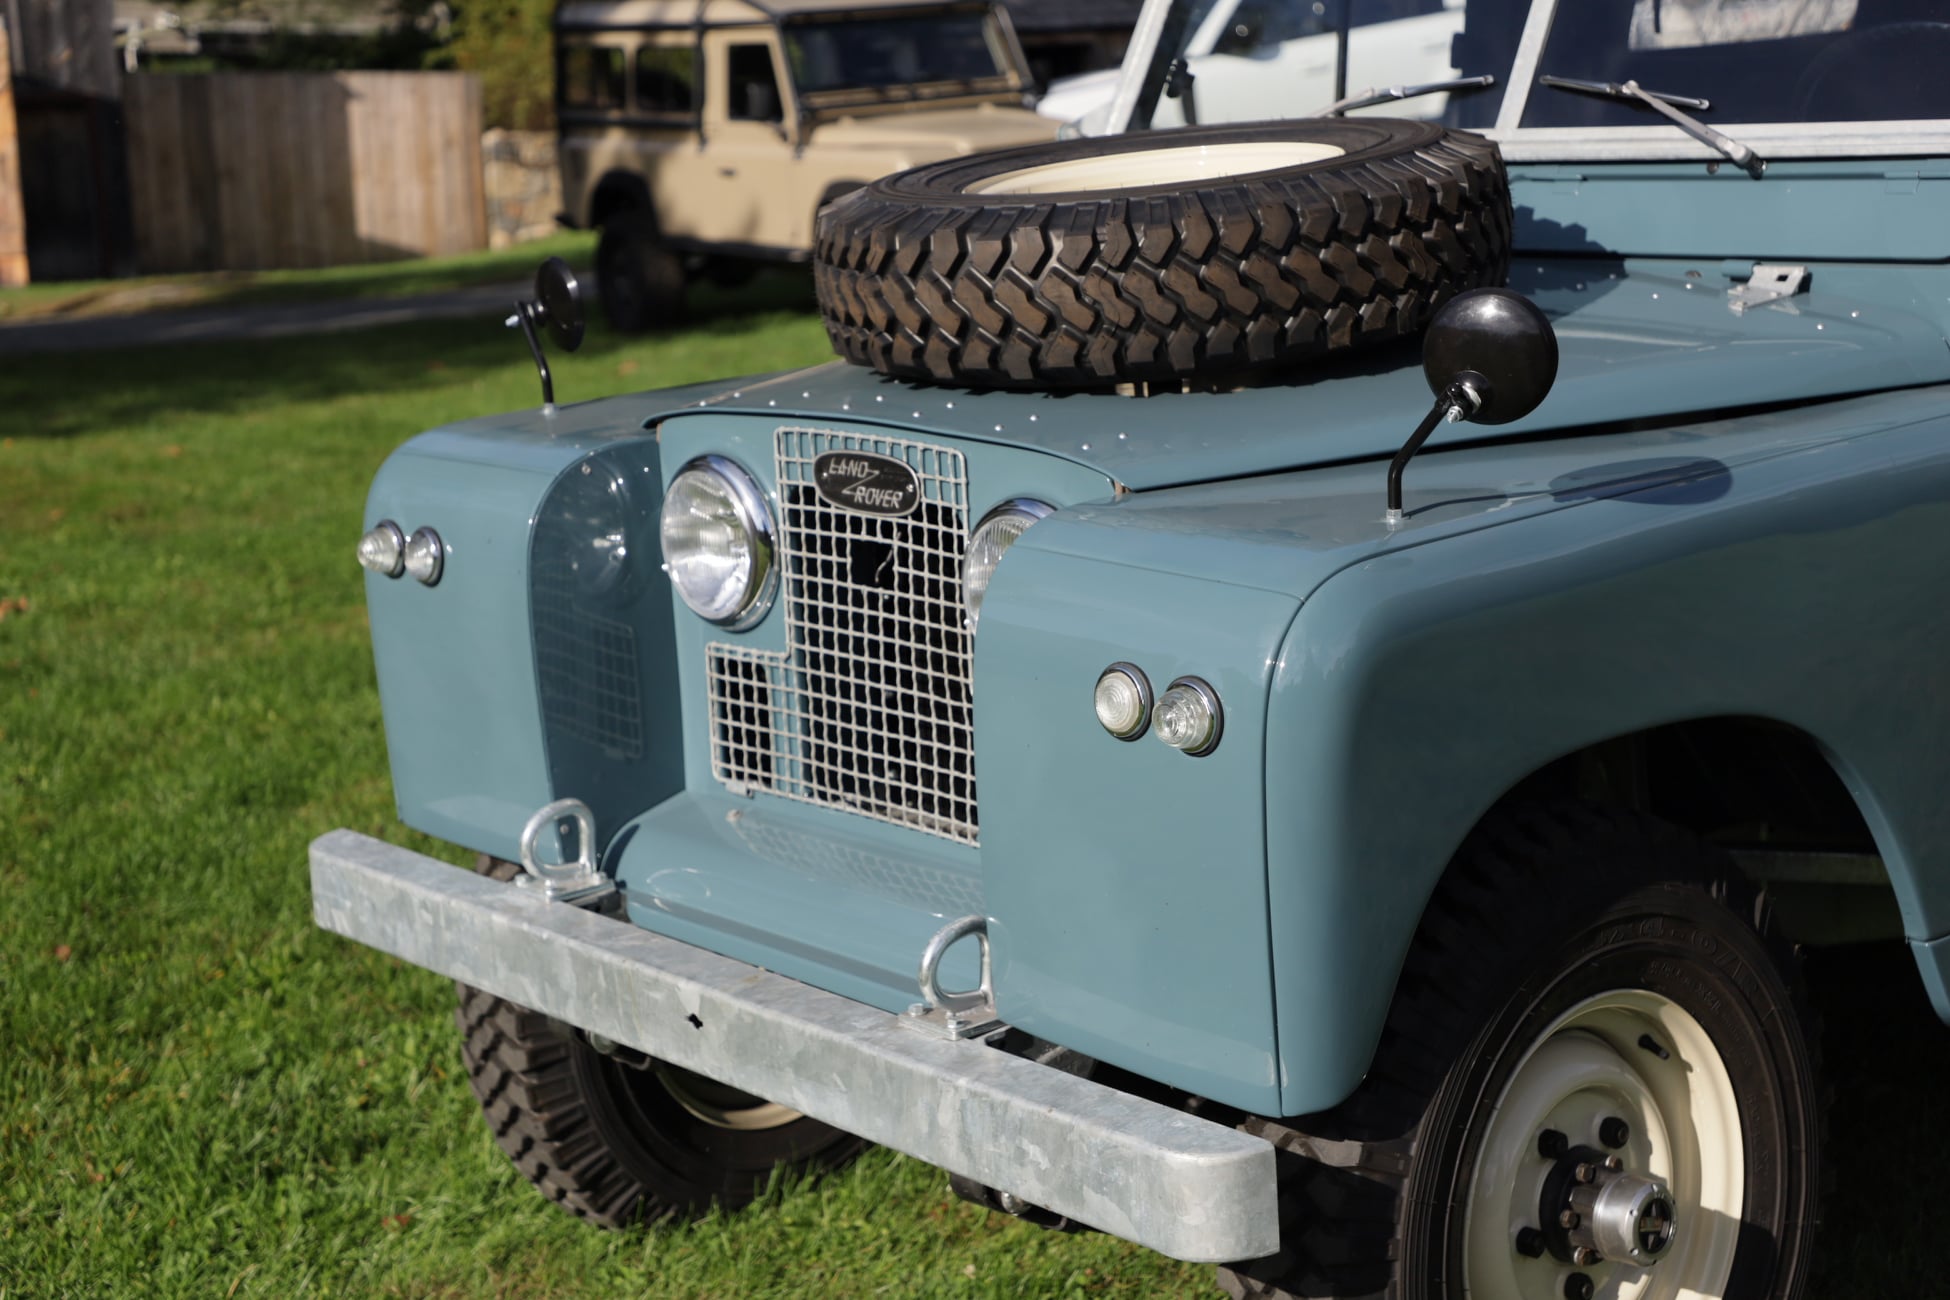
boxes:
[814,125,1511,390]
[1217,803,1825,1300]
[454,854,654,1227]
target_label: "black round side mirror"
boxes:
[534,256,585,353]
[1422,288,1558,426]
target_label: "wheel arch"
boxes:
[1263,709,1916,1119]
[589,169,656,232]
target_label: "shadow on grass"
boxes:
[0,232,601,322]
[0,268,826,440]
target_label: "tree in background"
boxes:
[443,0,553,129]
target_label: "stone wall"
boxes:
[482,128,562,249]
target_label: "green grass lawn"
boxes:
[0,231,595,323]
[0,274,1944,1297]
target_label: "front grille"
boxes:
[706,427,977,844]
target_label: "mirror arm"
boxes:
[1385,374,1483,523]
[509,302,555,409]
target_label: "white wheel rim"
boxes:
[1462,990,1744,1300]
[966,141,1346,196]
[652,1062,802,1131]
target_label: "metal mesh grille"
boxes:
[706,427,976,844]
[534,574,644,760]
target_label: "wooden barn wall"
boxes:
[123,72,486,273]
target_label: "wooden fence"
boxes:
[124,72,487,274]
[0,24,26,286]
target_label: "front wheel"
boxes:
[455,856,864,1225]
[596,210,685,333]
[1223,806,1823,1300]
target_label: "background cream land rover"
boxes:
[555,0,1060,330]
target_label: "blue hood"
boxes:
[665,258,1950,492]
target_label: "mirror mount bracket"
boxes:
[508,301,556,409]
[504,256,586,411]
[1385,374,1484,524]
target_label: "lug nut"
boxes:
[1573,1247,1601,1267]
[1538,1128,1569,1158]
[1559,1209,1581,1229]
[1515,1227,1545,1258]
[1564,1273,1595,1300]
[1600,1116,1631,1149]
[1604,1154,1623,1171]
[1575,1162,1598,1184]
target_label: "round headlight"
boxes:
[1094,663,1151,741]
[1154,676,1223,756]
[660,456,776,629]
[962,499,1053,634]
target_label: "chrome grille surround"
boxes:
[706,427,976,845]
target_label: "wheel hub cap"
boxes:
[1537,1144,1677,1268]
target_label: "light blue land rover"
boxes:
[313,2,1950,1295]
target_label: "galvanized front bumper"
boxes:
[309,830,1279,1262]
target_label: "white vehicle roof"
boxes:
[1087,0,1950,160]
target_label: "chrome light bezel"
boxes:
[661,454,778,631]
[962,497,1055,634]
[1155,675,1223,757]
[403,526,444,586]
[1094,662,1153,741]
[358,519,407,578]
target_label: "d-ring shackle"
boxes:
[917,914,994,1016]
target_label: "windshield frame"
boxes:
[1095,0,1950,160]
[779,3,1030,111]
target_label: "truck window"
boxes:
[636,45,700,115]
[1212,0,1331,55]
[727,44,783,122]
[559,45,626,111]
[782,13,1009,93]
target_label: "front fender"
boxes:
[1264,402,1950,1115]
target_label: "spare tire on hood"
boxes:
[813,118,1513,391]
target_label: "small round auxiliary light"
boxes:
[1154,676,1223,756]
[402,526,444,586]
[357,520,406,578]
[1094,662,1152,741]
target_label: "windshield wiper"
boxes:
[1539,74,1766,179]
[1310,74,1495,117]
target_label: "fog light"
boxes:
[402,526,444,586]
[1154,676,1222,756]
[357,520,405,577]
[1094,663,1151,741]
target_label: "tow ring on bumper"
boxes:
[514,797,617,907]
[902,914,1003,1040]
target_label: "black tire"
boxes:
[597,211,685,334]
[1220,804,1823,1300]
[455,855,865,1226]
[813,119,1511,390]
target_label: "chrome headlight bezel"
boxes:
[962,497,1054,634]
[660,454,778,631]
